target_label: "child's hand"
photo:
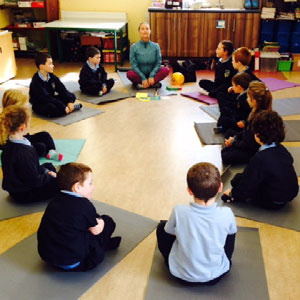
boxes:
[228,86,233,93]
[102,86,108,94]
[225,137,234,147]
[237,121,245,128]
[148,78,155,86]
[221,189,234,203]
[67,103,74,112]
[48,171,57,177]
[142,80,149,88]
[224,189,232,196]
[88,218,105,235]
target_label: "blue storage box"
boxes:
[261,20,276,33]
[276,20,293,33]
[291,32,300,43]
[293,20,300,33]
[291,44,300,53]
[279,43,290,52]
[260,32,274,43]
[276,32,291,44]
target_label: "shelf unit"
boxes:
[1,0,58,56]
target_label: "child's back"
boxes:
[166,203,236,282]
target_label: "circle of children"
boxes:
[0,36,298,283]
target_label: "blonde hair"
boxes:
[2,89,29,109]
[247,81,272,122]
[0,106,31,145]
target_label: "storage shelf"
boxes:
[6,25,46,30]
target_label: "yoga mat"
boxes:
[284,120,300,142]
[286,146,300,176]
[218,166,300,231]
[194,122,224,145]
[261,78,300,92]
[117,70,176,97]
[273,98,300,116]
[181,92,218,105]
[33,107,104,126]
[61,81,130,104]
[0,139,85,167]
[200,105,220,120]
[0,201,158,300]
[0,187,49,221]
[145,227,269,300]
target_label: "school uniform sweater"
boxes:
[231,145,299,206]
[236,90,251,122]
[1,141,53,193]
[29,72,76,108]
[37,192,102,266]
[130,40,162,81]
[78,62,108,94]
[165,202,237,282]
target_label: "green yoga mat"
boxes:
[146,227,269,300]
[0,200,158,300]
[0,139,86,167]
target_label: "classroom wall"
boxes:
[0,9,10,29]
[59,0,152,44]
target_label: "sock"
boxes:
[74,103,83,111]
[46,150,63,161]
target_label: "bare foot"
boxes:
[67,103,75,112]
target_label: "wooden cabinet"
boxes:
[149,10,260,58]
[0,30,17,83]
[2,0,59,56]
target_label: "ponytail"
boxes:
[247,81,272,122]
[0,106,31,145]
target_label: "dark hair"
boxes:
[220,40,234,56]
[35,52,51,69]
[86,46,100,59]
[252,110,285,144]
[187,162,221,202]
[247,81,272,122]
[57,163,92,191]
[232,73,252,90]
[233,47,252,66]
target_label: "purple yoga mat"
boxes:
[262,78,300,92]
[181,92,218,105]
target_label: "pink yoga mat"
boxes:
[262,78,300,92]
[181,92,218,105]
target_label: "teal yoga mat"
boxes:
[0,200,158,300]
[0,139,86,167]
[146,227,269,300]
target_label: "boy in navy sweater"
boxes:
[38,163,121,271]
[79,47,114,96]
[157,162,237,284]
[199,40,236,98]
[223,110,299,209]
[29,53,82,118]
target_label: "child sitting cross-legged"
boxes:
[222,110,299,209]
[0,106,58,203]
[156,162,237,284]
[79,46,115,97]
[29,53,82,118]
[2,89,63,161]
[37,163,121,271]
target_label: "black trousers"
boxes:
[156,220,236,285]
[26,132,56,157]
[32,95,74,118]
[221,146,254,165]
[80,78,115,96]
[70,215,117,271]
[199,79,215,93]
[10,167,58,203]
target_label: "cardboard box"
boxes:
[18,36,27,44]
[20,43,28,51]
[292,54,300,71]
[18,1,31,7]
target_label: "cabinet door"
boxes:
[232,13,260,49]
[150,12,168,57]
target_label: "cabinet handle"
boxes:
[232,18,236,33]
